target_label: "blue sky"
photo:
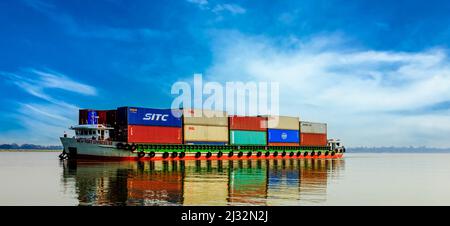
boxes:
[1,0,450,146]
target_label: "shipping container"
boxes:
[117,107,182,127]
[183,109,228,126]
[268,142,300,146]
[184,141,228,145]
[79,109,116,125]
[118,125,182,144]
[229,116,267,131]
[183,125,229,143]
[300,133,327,146]
[97,110,106,125]
[267,129,299,143]
[299,121,327,134]
[265,116,300,130]
[230,130,267,145]
[106,110,117,127]
[79,109,98,125]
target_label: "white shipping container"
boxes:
[183,125,229,142]
[183,108,228,126]
[299,121,327,134]
[265,115,300,130]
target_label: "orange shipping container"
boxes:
[300,133,327,146]
[229,116,267,131]
[127,125,182,144]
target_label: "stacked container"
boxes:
[229,116,267,145]
[299,121,327,146]
[79,109,100,125]
[182,109,229,145]
[115,107,183,144]
[266,116,300,146]
[79,109,116,126]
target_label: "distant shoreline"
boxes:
[348,148,450,153]
[0,149,61,152]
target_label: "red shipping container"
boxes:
[106,110,117,127]
[97,110,107,125]
[127,125,182,144]
[268,142,300,147]
[229,116,267,131]
[78,109,88,124]
[300,133,327,146]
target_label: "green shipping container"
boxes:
[230,130,267,145]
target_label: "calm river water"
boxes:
[1,152,450,205]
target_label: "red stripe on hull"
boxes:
[72,153,344,161]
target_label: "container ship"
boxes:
[59,107,345,160]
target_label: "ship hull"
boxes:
[60,137,344,161]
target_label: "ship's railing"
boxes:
[76,138,113,146]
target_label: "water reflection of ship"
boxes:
[61,158,344,205]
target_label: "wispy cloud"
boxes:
[205,31,450,147]
[0,68,97,144]
[187,0,209,7]
[212,4,246,15]
[30,69,97,96]
[22,0,54,11]
[187,0,246,15]
[1,69,96,101]
[21,0,168,42]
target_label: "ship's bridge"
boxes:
[328,138,345,152]
[70,124,114,141]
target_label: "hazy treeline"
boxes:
[348,146,450,153]
[0,143,62,150]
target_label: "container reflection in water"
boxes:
[266,160,301,205]
[228,160,268,205]
[61,158,344,206]
[299,160,329,204]
[183,161,228,205]
[126,161,184,205]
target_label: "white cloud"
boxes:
[187,0,246,15]
[21,0,168,42]
[0,69,96,145]
[30,69,97,96]
[204,31,450,147]
[212,4,246,15]
[187,0,208,6]
[1,69,96,102]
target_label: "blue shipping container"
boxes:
[120,107,182,127]
[267,129,299,143]
[87,110,98,124]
